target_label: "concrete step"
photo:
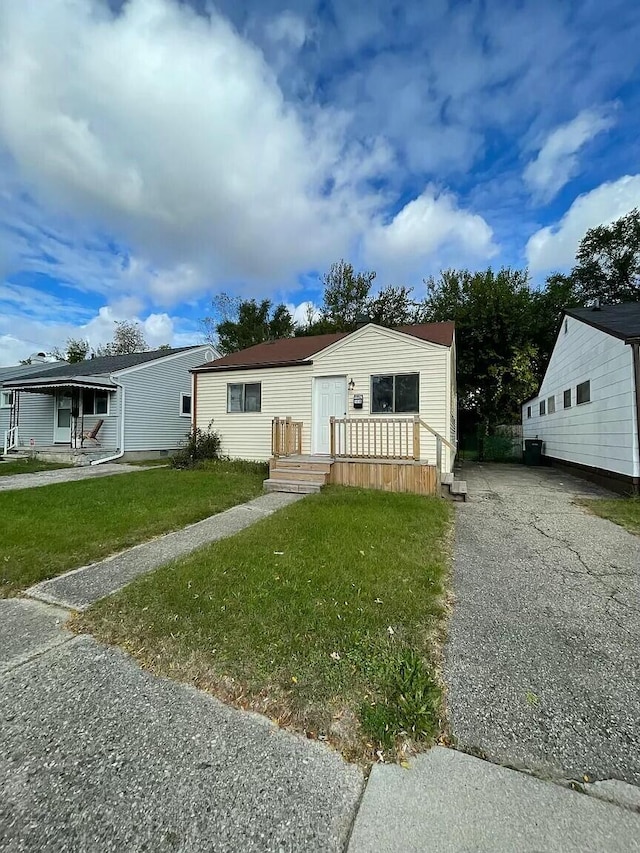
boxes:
[263,478,321,494]
[269,467,328,485]
[449,480,468,501]
[442,472,454,486]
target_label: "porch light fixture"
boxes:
[348,378,355,391]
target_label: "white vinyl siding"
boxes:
[195,325,454,470]
[196,365,313,461]
[522,316,639,478]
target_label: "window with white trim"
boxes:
[0,390,14,408]
[180,393,192,416]
[539,400,546,416]
[547,395,556,414]
[227,382,261,412]
[82,389,109,416]
[371,374,419,413]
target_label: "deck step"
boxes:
[271,459,333,474]
[263,478,321,494]
[268,467,327,484]
[442,472,454,486]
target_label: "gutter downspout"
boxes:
[631,341,640,488]
[90,381,125,465]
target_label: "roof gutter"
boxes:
[90,380,126,466]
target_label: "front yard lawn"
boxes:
[582,497,640,536]
[0,460,266,597]
[0,458,74,476]
[76,487,453,761]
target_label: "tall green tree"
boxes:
[206,297,295,355]
[51,337,90,363]
[571,208,640,304]
[320,260,376,330]
[423,268,539,426]
[94,321,148,356]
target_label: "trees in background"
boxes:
[423,268,539,428]
[202,295,295,356]
[93,321,149,356]
[51,337,90,363]
[200,209,640,427]
[571,208,640,305]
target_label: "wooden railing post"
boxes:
[272,418,279,457]
[413,415,420,461]
[285,416,292,455]
[436,436,442,472]
[330,416,336,457]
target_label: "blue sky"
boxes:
[1,0,639,363]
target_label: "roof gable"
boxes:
[193,322,454,373]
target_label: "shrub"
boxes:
[171,424,222,469]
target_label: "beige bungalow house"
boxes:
[192,322,458,495]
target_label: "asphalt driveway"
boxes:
[445,463,640,786]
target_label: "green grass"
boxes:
[581,497,640,536]
[76,487,452,761]
[0,458,74,476]
[0,460,266,597]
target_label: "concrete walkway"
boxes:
[2,598,640,852]
[445,463,640,786]
[348,747,640,852]
[27,492,302,610]
[0,462,153,491]
[0,598,362,852]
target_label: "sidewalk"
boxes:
[26,491,302,610]
[0,462,153,491]
[3,597,640,852]
[347,747,640,852]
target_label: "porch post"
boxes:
[413,415,420,461]
[330,416,336,457]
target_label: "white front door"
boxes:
[54,391,73,443]
[313,376,347,455]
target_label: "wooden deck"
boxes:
[264,454,440,496]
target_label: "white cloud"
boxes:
[524,106,617,202]
[526,174,640,273]
[364,188,497,274]
[286,300,320,326]
[264,11,308,51]
[0,0,383,302]
[0,301,195,367]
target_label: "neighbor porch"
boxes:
[2,377,118,463]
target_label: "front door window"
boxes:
[55,393,73,443]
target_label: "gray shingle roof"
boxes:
[4,347,200,383]
[567,303,640,342]
[0,361,66,382]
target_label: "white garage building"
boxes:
[522,303,640,495]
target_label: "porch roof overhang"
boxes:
[3,375,117,394]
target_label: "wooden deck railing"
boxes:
[330,416,421,460]
[271,417,303,457]
[330,415,457,469]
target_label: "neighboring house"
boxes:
[2,345,219,462]
[522,303,640,494]
[192,322,457,475]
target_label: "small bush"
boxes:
[171,424,222,469]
